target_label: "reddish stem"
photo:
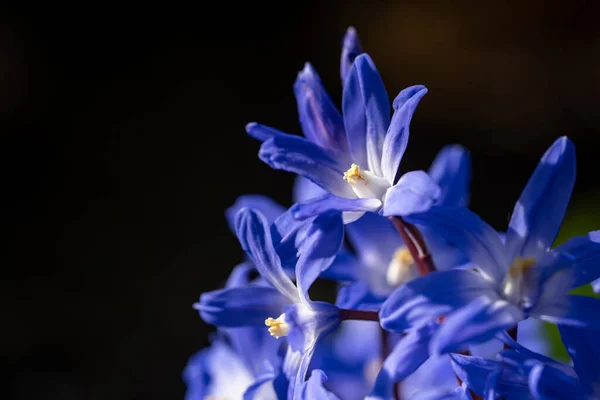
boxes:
[339,309,379,321]
[389,216,436,275]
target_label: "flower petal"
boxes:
[380,86,428,184]
[381,170,441,217]
[404,206,509,283]
[293,175,328,203]
[294,210,345,302]
[483,368,501,400]
[558,324,600,389]
[294,63,347,151]
[299,370,341,400]
[335,281,384,310]
[532,294,600,329]
[431,296,523,355]
[369,323,438,399]
[342,53,390,175]
[195,286,287,327]
[226,195,286,233]
[259,134,354,198]
[505,136,576,260]
[345,211,402,270]
[544,230,600,289]
[529,363,585,400]
[379,269,497,332]
[285,346,316,400]
[319,250,360,282]
[428,145,471,207]
[235,208,300,302]
[246,122,287,142]
[225,262,256,288]
[340,27,362,85]
[406,385,472,400]
[291,194,381,220]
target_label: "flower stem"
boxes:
[389,216,436,275]
[339,309,379,321]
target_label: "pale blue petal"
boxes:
[320,250,360,282]
[246,122,287,142]
[285,301,340,353]
[225,262,255,288]
[369,323,438,399]
[529,364,584,400]
[345,211,402,270]
[335,281,384,310]
[505,136,576,260]
[432,296,523,355]
[405,206,509,283]
[544,230,600,289]
[259,134,354,198]
[293,175,328,203]
[291,194,381,220]
[195,286,287,327]
[293,210,344,302]
[381,86,427,184]
[558,324,600,390]
[226,195,286,233]
[484,368,501,400]
[242,362,276,400]
[407,384,473,400]
[235,208,299,302]
[294,63,347,151]
[380,269,497,332]
[381,170,441,217]
[428,145,471,207]
[299,370,340,400]
[340,27,362,85]
[533,294,600,328]
[342,53,390,175]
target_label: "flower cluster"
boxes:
[184,27,600,400]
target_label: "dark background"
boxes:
[2,2,599,399]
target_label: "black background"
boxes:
[2,2,600,399]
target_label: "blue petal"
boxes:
[225,262,255,288]
[369,323,438,399]
[428,145,471,207]
[505,136,576,260]
[285,301,340,353]
[532,294,600,329]
[345,211,402,268]
[340,27,362,85]
[432,296,523,355]
[380,269,497,332]
[291,194,381,220]
[298,369,340,400]
[246,122,287,142]
[235,208,300,302]
[529,364,585,400]
[593,278,600,294]
[380,86,428,184]
[294,63,347,151]
[320,250,360,282]
[293,175,328,203]
[259,134,354,198]
[243,362,277,400]
[195,286,287,327]
[342,53,390,175]
[381,170,441,217]
[484,368,501,400]
[404,206,509,283]
[451,354,530,399]
[558,324,600,390]
[223,326,279,377]
[335,281,384,310]
[285,347,316,400]
[545,230,600,289]
[183,349,210,400]
[407,385,473,400]
[226,195,286,233]
[293,210,344,301]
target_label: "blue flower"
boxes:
[247,28,439,223]
[197,208,344,399]
[450,325,600,399]
[337,145,471,307]
[380,136,600,354]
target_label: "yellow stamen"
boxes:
[265,314,289,338]
[394,247,414,265]
[343,163,365,184]
[508,257,536,278]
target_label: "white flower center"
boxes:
[502,257,536,306]
[386,247,418,287]
[265,313,289,338]
[343,163,390,200]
